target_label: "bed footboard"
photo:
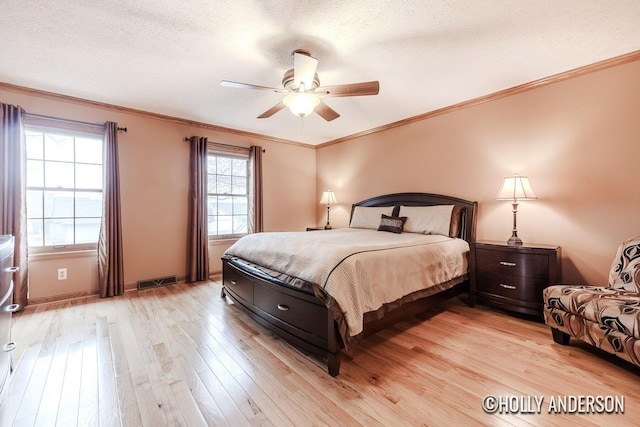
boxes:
[221,258,343,376]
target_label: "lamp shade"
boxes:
[283,92,320,117]
[496,174,537,201]
[320,190,337,205]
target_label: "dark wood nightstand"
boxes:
[470,240,561,317]
[306,227,324,231]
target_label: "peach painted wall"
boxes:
[316,58,640,286]
[0,86,316,300]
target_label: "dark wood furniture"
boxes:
[221,193,477,376]
[470,240,560,317]
[0,235,19,404]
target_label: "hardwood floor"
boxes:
[1,280,638,426]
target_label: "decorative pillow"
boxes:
[398,205,454,236]
[608,236,640,292]
[378,214,407,234]
[349,206,395,229]
[449,205,463,238]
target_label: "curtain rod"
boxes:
[184,137,265,153]
[24,113,127,132]
[25,113,104,129]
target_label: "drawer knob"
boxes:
[3,342,15,352]
[7,266,20,273]
[230,280,237,285]
[499,261,517,267]
[500,283,517,290]
[277,304,289,311]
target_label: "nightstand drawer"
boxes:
[475,271,546,302]
[475,248,549,280]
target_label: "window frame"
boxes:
[24,116,105,254]
[206,149,250,240]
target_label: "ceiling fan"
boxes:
[220,49,379,121]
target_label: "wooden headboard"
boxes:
[350,192,477,243]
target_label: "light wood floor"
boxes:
[1,281,638,426]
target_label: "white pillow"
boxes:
[349,206,395,229]
[399,205,454,236]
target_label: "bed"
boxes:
[221,192,477,376]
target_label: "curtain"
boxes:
[248,145,264,233]
[0,103,28,309]
[186,136,209,282]
[98,122,124,297]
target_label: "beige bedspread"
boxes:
[224,228,469,340]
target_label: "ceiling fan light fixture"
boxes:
[283,92,320,118]
[221,49,379,121]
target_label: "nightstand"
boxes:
[470,240,561,317]
[306,227,324,231]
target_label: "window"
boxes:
[25,123,103,250]
[207,152,249,238]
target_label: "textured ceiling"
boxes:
[1,1,640,145]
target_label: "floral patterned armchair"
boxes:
[543,236,640,368]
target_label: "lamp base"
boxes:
[507,234,523,246]
[324,223,332,230]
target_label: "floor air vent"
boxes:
[137,275,178,290]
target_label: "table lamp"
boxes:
[320,190,337,230]
[496,174,537,246]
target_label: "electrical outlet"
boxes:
[58,268,67,280]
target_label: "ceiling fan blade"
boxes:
[220,80,287,93]
[314,100,340,121]
[293,51,318,90]
[317,81,380,97]
[257,102,286,119]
